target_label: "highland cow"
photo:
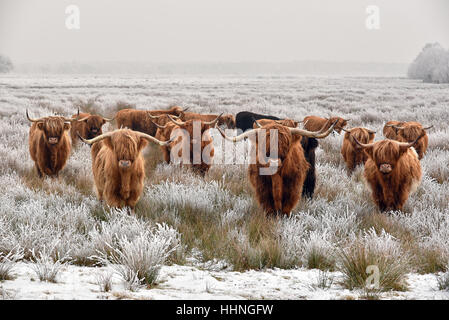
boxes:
[383,121,404,140]
[155,114,222,175]
[303,115,349,134]
[115,106,188,136]
[341,127,376,173]
[253,118,318,198]
[70,110,114,146]
[218,121,337,215]
[184,112,236,129]
[391,121,432,159]
[27,110,72,177]
[78,128,171,211]
[235,111,282,132]
[353,134,424,212]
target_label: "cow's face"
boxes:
[329,117,348,134]
[81,115,106,139]
[396,122,425,144]
[104,130,146,170]
[365,140,408,175]
[37,117,70,146]
[348,128,375,149]
[220,114,236,129]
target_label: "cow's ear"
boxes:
[102,136,113,150]
[37,122,44,131]
[368,132,375,142]
[63,122,71,131]
[138,137,149,152]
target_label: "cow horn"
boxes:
[289,120,338,138]
[167,114,186,126]
[182,107,190,112]
[367,129,376,134]
[77,116,90,122]
[392,125,405,130]
[102,116,115,122]
[351,136,375,149]
[204,113,223,125]
[341,128,351,133]
[254,120,263,128]
[396,132,426,148]
[149,118,167,129]
[423,125,433,130]
[26,110,42,122]
[217,127,260,142]
[147,112,162,119]
[78,131,114,145]
[137,132,175,146]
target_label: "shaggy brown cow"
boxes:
[27,110,72,177]
[392,121,432,160]
[218,121,337,215]
[303,115,348,134]
[252,119,299,129]
[184,112,236,129]
[353,134,424,212]
[115,106,188,136]
[78,128,172,211]
[341,127,376,173]
[70,110,114,146]
[155,115,221,175]
[383,121,404,140]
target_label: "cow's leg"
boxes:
[271,173,283,214]
[35,163,43,177]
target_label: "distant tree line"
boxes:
[408,43,449,83]
[0,55,14,73]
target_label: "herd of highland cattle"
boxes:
[25,105,433,216]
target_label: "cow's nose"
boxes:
[91,129,98,133]
[48,137,58,144]
[379,164,392,173]
[119,160,131,168]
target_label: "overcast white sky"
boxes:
[0,0,448,64]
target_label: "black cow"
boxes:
[235,111,317,199]
[235,111,280,132]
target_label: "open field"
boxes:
[0,74,449,299]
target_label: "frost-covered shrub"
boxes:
[29,244,71,283]
[95,223,180,287]
[0,249,23,281]
[339,229,409,291]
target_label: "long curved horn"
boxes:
[254,119,262,128]
[26,109,42,122]
[217,127,260,142]
[78,131,114,145]
[137,132,174,146]
[149,118,167,129]
[366,129,376,134]
[423,125,433,130]
[203,113,224,125]
[167,114,185,126]
[77,116,90,122]
[289,120,338,138]
[392,125,405,130]
[102,116,115,122]
[396,131,426,148]
[147,112,162,119]
[182,107,190,112]
[351,136,375,149]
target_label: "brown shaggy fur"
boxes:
[28,117,71,177]
[155,120,215,175]
[184,112,236,129]
[90,129,150,210]
[303,116,347,134]
[247,123,310,216]
[252,119,298,129]
[115,106,185,136]
[383,121,404,140]
[341,127,375,173]
[363,140,422,212]
[395,122,429,160]
[70,112,107,146]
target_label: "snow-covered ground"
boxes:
[1,74,449,300]
[1,262,448,300]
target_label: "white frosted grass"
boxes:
[94,223,180,287]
